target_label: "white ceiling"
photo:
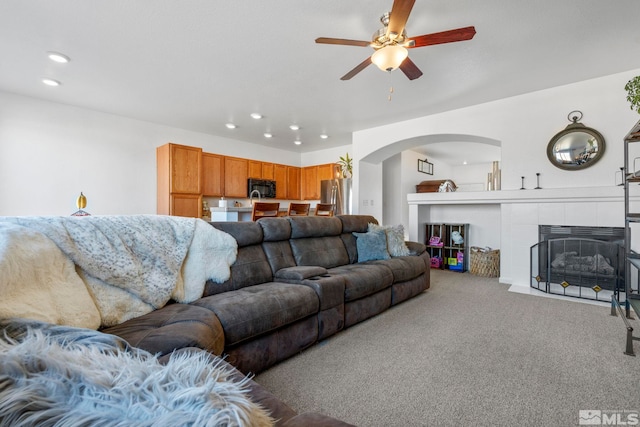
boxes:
[1,0,640,163]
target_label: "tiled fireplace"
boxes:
[408,186,628,294]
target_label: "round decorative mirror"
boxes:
[547,111,605,170]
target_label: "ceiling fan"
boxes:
[315,0,476,81]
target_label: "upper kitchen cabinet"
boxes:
[224,156,249,198]
[274,164,287,199]
[248,160,262,179]
[157,143,202,216]
[301,163,338,200]
[202,153,224,197]
[262,162,275,180]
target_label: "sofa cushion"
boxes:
[210,221,263,247]
[352,229,390,262]
[370,256,427,283]
[290,236,350,268]
[262,240,297,274]
[258,217,291,241]
[337,215,378,233]
[192,283,319,347]
[102,303,225,356]
[327,263,393,302]
[288,216,343,238]
[204,244,274,296]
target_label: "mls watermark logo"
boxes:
[580,410,602,425]
[579,410,639,425]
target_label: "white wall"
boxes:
[0,91,301,216]
[353,68,640,239]
[300,146,351,167]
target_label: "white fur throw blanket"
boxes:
[0,320,274,426]
[0,216,237,328]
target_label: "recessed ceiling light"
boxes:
[289,124,300,131]
[320,134,329,139]
[225,123,236,129]
[42,78,61,87]
[250,113,262,119]
[463,161,468,165]
[264,132,273,138]
[294,140,302,145]
[47,52,70,63]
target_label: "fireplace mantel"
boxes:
[407,186,625,206]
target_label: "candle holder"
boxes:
[534,173,542,189]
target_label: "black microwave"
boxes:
[248,178,276,199]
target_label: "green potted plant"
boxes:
[337,153,352,178]
[625,76,640,114]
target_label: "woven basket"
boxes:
[470,247,500,277]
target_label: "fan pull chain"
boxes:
[387,70,394,101]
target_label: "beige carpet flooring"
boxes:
[255,269,640,426]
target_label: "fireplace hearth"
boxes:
[530,225,625,301]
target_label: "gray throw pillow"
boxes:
[353,229,390,262]
[368,223,410,257]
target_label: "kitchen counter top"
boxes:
[210,206,254,213]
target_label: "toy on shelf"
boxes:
[428,236,444,247]
[430,256,443,269]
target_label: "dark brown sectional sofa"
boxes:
[6,214,429,426]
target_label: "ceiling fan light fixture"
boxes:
[371,45,408,72]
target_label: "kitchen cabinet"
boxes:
[202,153,224,197]
[274,164,287,199]
[287,166,301,200]
[248,160,262,179]
[262,162,274,180]
[157,143,202,217]
[225,156,249,198]
[318,163,337,181]
[171,194,202,218]
[302,163,338,200]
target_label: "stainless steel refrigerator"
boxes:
[320,178,352,215]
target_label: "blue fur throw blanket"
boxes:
[0,320,274,426]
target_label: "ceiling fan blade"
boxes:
[315,37,371,47]
[409,26,476,48]
[387,0,416,38]
[399,57,423,80]
[340,57,372,80]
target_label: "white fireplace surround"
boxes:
[407,186,633,291]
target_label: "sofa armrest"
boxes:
[275,266,328,281]
[405,241,427,256]
[299,274,345,310]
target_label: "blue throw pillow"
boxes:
[352,229,390,262]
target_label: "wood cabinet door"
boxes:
[274,164,287,199]
[224,156,249,197]
[202,153,224,196]
[301,166,319,200]
[170,144,201,194]
[248,160,262,179]
[318,163,337,181]
[286,166,301,200]
[171,194,202,218]
[262,162,274,180]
